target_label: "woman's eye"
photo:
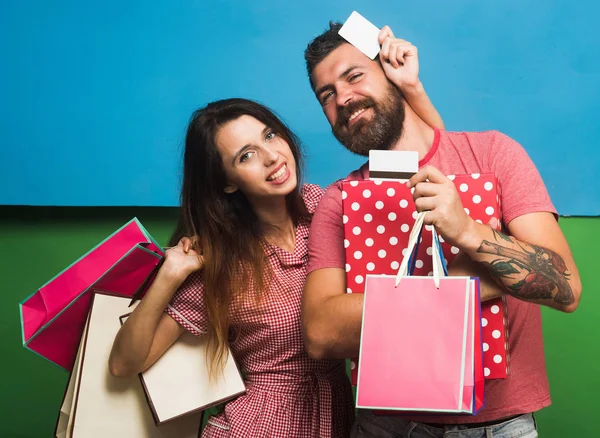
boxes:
[265,130,276,141]
[240,151,254,163]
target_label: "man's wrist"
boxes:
[457,219,487,255]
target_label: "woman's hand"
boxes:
[163,236,204,281]
[378,26,421,92]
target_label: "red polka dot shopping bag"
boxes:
[341,174,509,384]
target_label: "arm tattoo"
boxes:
[477,230,574,306]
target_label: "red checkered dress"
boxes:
[166,184,355,438]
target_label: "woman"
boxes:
[109,77,443,438]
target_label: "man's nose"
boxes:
[335,85,354,107]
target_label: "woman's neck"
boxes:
[254,197,296,253]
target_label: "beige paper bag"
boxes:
[54,293,202,437]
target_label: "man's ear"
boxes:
[224,184,238,194]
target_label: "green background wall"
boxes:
[1,208,597,437]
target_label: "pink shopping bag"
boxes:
[19,218,163,370]
[461,279,485,414]
[356,212,485,414]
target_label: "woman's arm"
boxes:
[109,239,203,377]
[378,25,445,129]
[402,82,444,129]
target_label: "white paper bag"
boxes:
[54,292,202,437]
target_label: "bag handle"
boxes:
[395,211,448,288]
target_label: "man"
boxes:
[301,21,582,438]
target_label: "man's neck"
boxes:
[389,104,436,160]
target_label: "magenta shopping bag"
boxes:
[19,218,163,370]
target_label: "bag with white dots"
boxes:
[355,211,485,414]
[341,174,509,383]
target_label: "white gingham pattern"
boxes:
[166,184,355,438]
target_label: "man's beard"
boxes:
[332,84,406,157]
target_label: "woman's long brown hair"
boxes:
[169,98,310,378]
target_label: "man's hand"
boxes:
[378,26,421,92]
[407,165,477,248]
[408,167,581,312]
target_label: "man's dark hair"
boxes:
[304,21,347,89]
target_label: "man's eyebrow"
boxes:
[314,64,363,98]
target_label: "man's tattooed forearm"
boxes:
[476,231,574,305]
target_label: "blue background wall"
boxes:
[2,0,599,214]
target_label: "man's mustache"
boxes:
[335,98,377,130]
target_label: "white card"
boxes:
[338,11,381,60]
[369,150,419,181]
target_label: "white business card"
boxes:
[338,11,381,60]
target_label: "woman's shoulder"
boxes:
[300,183,324,214]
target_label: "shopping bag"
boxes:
[20,218,163,370]
[356,212,484,413]
[118,313,246,425]
[54,292,202,437]
[342,173,509,381]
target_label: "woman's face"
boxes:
[215,115,297,204]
